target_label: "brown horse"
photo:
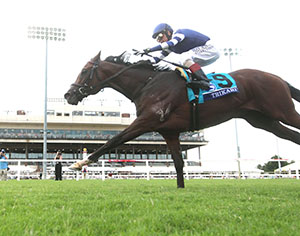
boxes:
[64,51,300,188]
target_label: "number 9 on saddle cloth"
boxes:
[176,67,239,104]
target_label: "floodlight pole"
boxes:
[43,38,48,180]
[276,137,282,174]
[223,48,242,179]
[28,26,66,179]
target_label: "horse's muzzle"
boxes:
[64,92,71,101]
[64,90,80,105]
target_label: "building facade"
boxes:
[0,99,207,160]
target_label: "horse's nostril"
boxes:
[64,93,70,99]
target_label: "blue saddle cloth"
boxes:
[186,72,239,103]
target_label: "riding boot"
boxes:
[188,63,211,90]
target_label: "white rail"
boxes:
[1,159,299,181]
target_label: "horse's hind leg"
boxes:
[280,109,300,131]
[161,133,184,188]
[243,111,300,145]
[265,88,300,130]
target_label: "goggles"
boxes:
[156,33,164,42]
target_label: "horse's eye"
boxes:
[82,69,88,74]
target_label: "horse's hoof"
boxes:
[69,162,82,171]
[69,159,92,171]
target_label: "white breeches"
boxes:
[180,42,220,67]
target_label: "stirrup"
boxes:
[192,74,210,83]
[187,81,210,90]
[192,69,210,82]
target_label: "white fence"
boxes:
[1,159,300,181]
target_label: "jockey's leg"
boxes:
[189,62,210,82]
[184,59,210,90]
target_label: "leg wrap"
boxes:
[189,63,202,73]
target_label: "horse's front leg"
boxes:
[161,133,184,188]
[69,117,151,171]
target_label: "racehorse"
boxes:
[64,51,300,188]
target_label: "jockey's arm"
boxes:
[149,50,170,63]
[144,33,184,64]
[148,33,185,53]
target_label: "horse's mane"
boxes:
[104,52,171,72]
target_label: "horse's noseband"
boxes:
[71,59,100,99]
[78,83,93,96]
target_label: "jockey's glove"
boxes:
[143,48,152,54]
[133,49,151,57]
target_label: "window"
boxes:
[104,112,120,117]
[47,110,55,115]
[84,111,98,116]
[72,111,83,116]
[17,110,26,115]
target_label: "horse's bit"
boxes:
[71,59,99,99]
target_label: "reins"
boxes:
[132,49,189,70]
[71,59,154,99]
[96,61,147,87]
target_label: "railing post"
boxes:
[17,160,21,181]
[146,160,150,180]
[185,160,189,180]
[102,160,105,181]
[76,172,79,181]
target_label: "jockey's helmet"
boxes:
[152,23,173,40]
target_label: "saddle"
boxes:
[175,67,239,131]
[176,67,209,91]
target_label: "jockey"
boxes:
[143,23,220,90]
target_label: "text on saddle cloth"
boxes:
[176,68,239,103]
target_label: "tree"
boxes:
[257,155,294,173]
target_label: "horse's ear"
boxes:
[97,51,101,60]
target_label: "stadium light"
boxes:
[223,48,240,71]
[223,48,242,179]
[28,26,66,179]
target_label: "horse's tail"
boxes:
[286,82,300,102]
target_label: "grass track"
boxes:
[1,179,300,235]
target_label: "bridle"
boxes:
[70,58,151,100]
[71,59,100,99]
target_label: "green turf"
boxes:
[1,179,300,235]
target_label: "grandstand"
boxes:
[0,98,207,161]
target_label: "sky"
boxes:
[1,0,300,169]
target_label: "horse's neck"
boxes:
[103,63,153,102]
